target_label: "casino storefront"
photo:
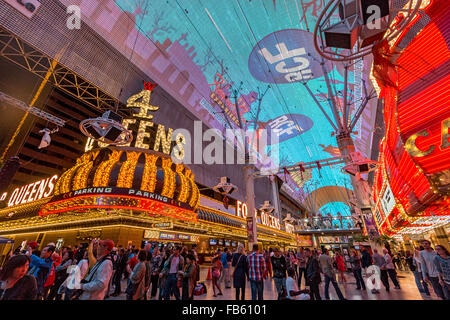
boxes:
[0,147,296,264]
[371,0,449,249]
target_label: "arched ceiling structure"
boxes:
[302,185,353,213]
[61,0,378,215]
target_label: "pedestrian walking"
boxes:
[126,250,147,300]
[181,254,196,300]
[334,251,347,283]
[231,245,248,300]
[271,247,287,300]
[149,247,161,299]
[318,247,345,300]
[350,249,366,290]
[161,246,184,300]
[297,247,307,288]
[224,248,232,288]
[361,246,372,276]
[211,255,223,297]
[247,244,266,300]
[419,240,445,299]
[305,248,321,300]
[380,248,401,292]
[111,248,127,296]
[434,245,450,300]
[408,248,430,295]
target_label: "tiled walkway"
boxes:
[106,266,441,301]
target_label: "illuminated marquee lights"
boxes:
[117,151,141,188]
[405,119,449,158]
[186,169,199,209]
[154,124,173,155]
[7,175,58,207]
[126,89,159,120]
[85,88,185,157]
[55,152,97,195]
[93,150,123,187]
[140,153,158,193]
[176,164,189,203]
[39,192,197,222]
[161,157,176,199]
[236,200,281,230]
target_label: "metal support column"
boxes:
[244,164,258,250]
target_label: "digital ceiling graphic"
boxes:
[61,0,378,217]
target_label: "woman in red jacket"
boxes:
[335,251,347,283]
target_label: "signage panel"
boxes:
[380,181,395,216]
[6,175,58,207]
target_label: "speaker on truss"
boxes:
[85,125,103,140]
[103,125,123,142]
[339,0,358,20]
[324,22,359,49]
[358,163,369,172]
[358,22,387,47]
[360,0,390,25]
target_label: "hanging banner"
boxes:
[246,216,256,243]
[361,207,380,240]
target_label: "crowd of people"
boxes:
[0,238,448,301]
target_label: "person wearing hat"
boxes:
[79,239,114,300]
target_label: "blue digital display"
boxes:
[106,0,362,218]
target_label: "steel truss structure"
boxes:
[0,26,118,110]
[0,91,65,127]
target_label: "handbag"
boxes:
[71,255,111,300]
[212,268,220,278]
[126,278,139,296]
[176,275,183,288]
[232,254,244,278]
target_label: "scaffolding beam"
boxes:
[0,27,118,110]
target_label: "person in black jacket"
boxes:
[111,248,127,296]
[0,255,37,300]
[361,247,372,274]
[305,248,321,300]
[231,245,249,300]
[270,247,287,299]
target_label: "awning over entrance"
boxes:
[0,236,14,244]
[295,228,362,236]
[197,209,243,229]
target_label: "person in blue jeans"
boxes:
[219,248,231,288]
[160,246,184,300]
[318,248,345,300]
[247,244,266,300]
[250,278,264,300]
[350,250,366,290]
[408,249,430,295]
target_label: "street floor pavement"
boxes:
[106,266,440,301]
